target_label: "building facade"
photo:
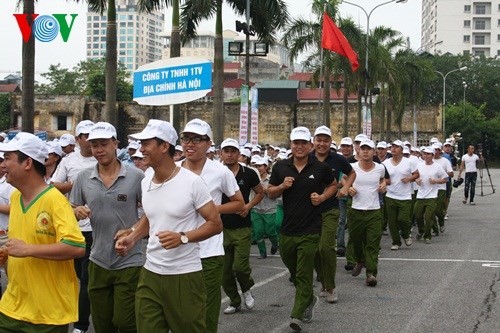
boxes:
[86,0,164,74]
[422,0,500,57]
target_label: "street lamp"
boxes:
[462,81,467,115]
[342,0,408,138]
[434,66,467,140]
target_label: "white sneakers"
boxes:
[326,289,338,303]
[243,290,255,309]
[404,238,412,246]
[223,304,241,314]
[391,244,400,250]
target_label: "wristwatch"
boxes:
[180,232,189,244]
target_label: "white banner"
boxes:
[250,87,258,145]
[362,104,372,138]
[238,85,249,146]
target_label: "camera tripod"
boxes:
[479,156,495,196]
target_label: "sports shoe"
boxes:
[462,198,467,204]
[336,248,346,257]
[390,245,399,250]
[365,275,377,287]
[444,214,449,220]
[290,318,302,331]
[433,231,439,237]
[270,244,279,255]
[345,263,355,271]
[243,290,255,309]
[223,304,241,314]
[352,262,364,277]
[470,202,476,205]
[425,238,431,244]
[382,229,389,235]
[416,233,423,240]
[73,329,87,333]
[258,253,267,259]
[440,225,445,233]
[302,295,319,323]
[319,288,327,298]
[326,289,338,303]
[404,238,412,246]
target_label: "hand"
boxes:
[348,186,357,197]
[115,236,135,257]
[5,238,32,258]
[281,177,295,190]
[74,205,91,220]
[401,177,410,184]
[156,231,182,249]
[415,178,422,186]
[239,204,251,218]
[337,186,349,198]
[378,182,387,193]
[114,228,133,241]
[310,192,323,206]
[0,247,7,266]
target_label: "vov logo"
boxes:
[14,14,78,43]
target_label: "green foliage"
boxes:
[35,58,133,101]
[0,95,11,130]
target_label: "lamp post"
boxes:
[342,0,407,137]
[462,81,467,116]
[434,66,467,140]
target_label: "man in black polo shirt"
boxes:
[311,126,355,304]
[219,138,264,315]
[268,127,337,332]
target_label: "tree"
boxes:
[36,64,85,95]
[180,0,290,144]
[21,0,35,133]
[0,95,12,131]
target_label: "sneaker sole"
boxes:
[290,322,302,331]
[302,296,319,323]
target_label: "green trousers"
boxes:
[88,262,141,333]
[222,227,255,307]
[135,268,206,333]
[314,208,339,290]
[201,255,224,333]
[280,233,320,320]
[275,204,284,240]
[0,311,68,333]
[345,198,359,266]
[435,189,446,228]
[350,209,383,277]
[251,211,279,256]
[385,197,412,246]
[414,198,437,240]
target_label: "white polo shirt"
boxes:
[383,157,417,200]
[351,162,385,210]
[462,153,480,173]
[416,162,448,199]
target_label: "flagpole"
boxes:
[318,4,327,127]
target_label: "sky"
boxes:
[0,0,421,80]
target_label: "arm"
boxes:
[217,190,245,214]
[5,239,85,260]
[338,169,356,197]
[457,159,465,178]
[311,179,338,206]
[0,204,9,215]
[402,170,419,184]
[52,181,73,195]
[115,214,150,256]
[240,183,264,217]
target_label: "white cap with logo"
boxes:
[340,137,353,146]
[314,125,331,137]
[0,132,48,164]
[182,119,213,140]
[129,119,178,146]
[221,138,240,150]
[290,127,311,141]
[360,139,375,149]
[75,120,95,136]
[59,133,76,147]
[87,122,117,141]
[354,134,368,142]
[47,141,63,157]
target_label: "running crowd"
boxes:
[0,119,483,333]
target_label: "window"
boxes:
[475,20,486,29]
[464,35,470,42]
[498,19,500,26]
[52,115,72,131]
[498,34,500,42]
[474,50,485,56]
[497,50,500,56]
[464,20,471,28]
[475,4,486,15]
[464,5,471,12]
[475,35,485,45]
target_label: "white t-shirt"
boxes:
[383,157,417,200]
[462,153,480,173]
[351,162,385,210]
[177,158,239,259]
[142,168,212,275]
[51,149,97,231]
[433,157,453,190]
[0,176,14,231]
[416,162,448,199]
[409,155,420,192]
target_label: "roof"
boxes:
[288,72,345,83]
[224,62,241,71]
[224,78,255,88]
[255,80,300,89]
[298,88,358,101]
[0,84,20,93]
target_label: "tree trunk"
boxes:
[21,0,35,133]
[105,0,117,126]
[170,0,181,133]
[386,99,392,142]
[380,95,385,141]
[356,90,362,134]
[212,0,224,145]
[342,87,348,137]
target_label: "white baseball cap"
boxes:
[330,143,337,150]
[314,125,331,137]
[59,133,76,147]
[75,120,95,136]
[403,140,411,147]
[432,142,443,150]
[430,137,439,144]
[422,146,434,154]
[127,141,140,150]
[0,132,6,139]
[354,134,368,142]
[253,156,268,165]
[240,148,251,158]
[182,119,212,140]
[0,132,48,164]
[175,145,183,152]
[360,139,375,149]
[340,137,353,146]
[87,122,117,141]
[392,140,404,148]
[377,141,387,149]
[129,119,178,146]
[47,141,63,157]
[403,147,410,154]
[443,141,452,146]
[290,127,311,141]
[132,150,144,158]
[207,146,215,153]
[221,138,240,150]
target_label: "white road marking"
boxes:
[379,257,500,264]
